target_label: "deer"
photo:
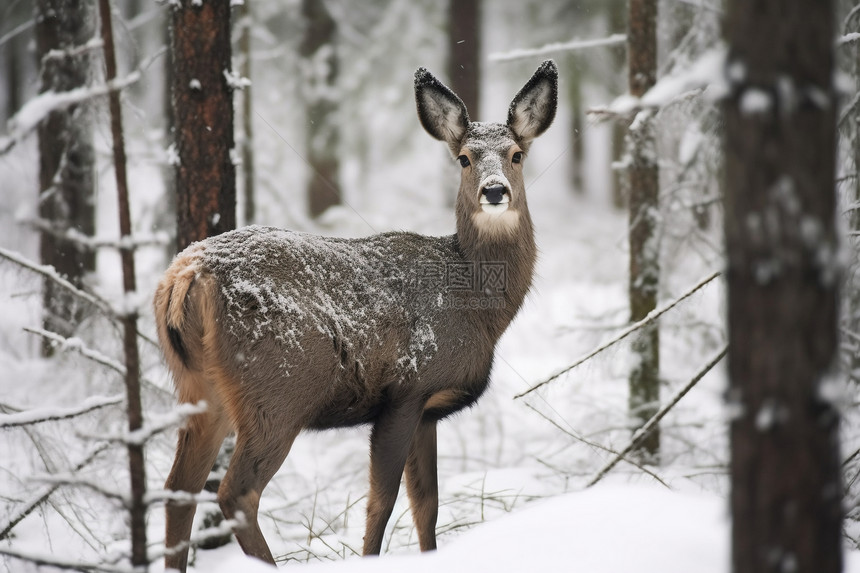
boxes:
[154,60,557,571]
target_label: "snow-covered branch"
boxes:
[838,32,860,46]
[489,34,626,63]
[0,246,112,316]
[586,345,728,488]
[0,46,166,156]
[79,402,208,447]
[0,547,131,573]
[145,489,217,507]
[516,270,722,399]
[153,515,245,562]
[0,394,122,428]
[23,216,170,251]
[588,47,727,121]
[23,328,172,399]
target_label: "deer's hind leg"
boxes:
[164,373,232,572]
[216,406,300,565]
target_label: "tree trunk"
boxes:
[724,1,842,572]
[170,0,236,250]
[238,0,255,225]
[626,0,660,462]
[98,0,147,565]
[35,0,96,356]
[158,9,177,263]
[169,0,238,554]
[849,2,860,383]
[568,54,584,194]
[448,0,481,121]
[300,0,341,218]
[609,0,627,209]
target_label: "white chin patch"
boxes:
[480,202,509,214]
[472,209,520,236]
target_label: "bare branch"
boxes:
[0,443,109,540]
[0,546,130,573]
[23,327,172,399]
[0,394,122,428]
[585,345,728,487]
[0,246,112,315]
[522,402,671,489]
[515,271,722,399]
[489,34,626,63]
[36,474,128,506]
[0,20,34,50]
[0,246,161,350]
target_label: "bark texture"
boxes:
[170,0,236,249]
[448,0,481,121]
[35,0,96,355]
[300,0,341,218]
[724,1,842,572]
[626,0,660,461]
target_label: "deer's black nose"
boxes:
[482,185,507,205]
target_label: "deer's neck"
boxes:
[454,204,537,335]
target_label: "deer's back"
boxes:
[180,226,490,428]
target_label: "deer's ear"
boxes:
[507,60,558,144]
[415,67,470,155]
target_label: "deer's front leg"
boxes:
[405,420,438,551]
[363,399,423,555]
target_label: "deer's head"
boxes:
[414,61,558,237]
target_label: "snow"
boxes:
[187,483,860,573]
[180,484,723,573]
[740,88,772,115]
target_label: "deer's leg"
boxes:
[404,419,438,551]
[363,400,423,555]
[217,422,298,565]
[165,403,231,573]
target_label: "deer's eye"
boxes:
[512,151,523,164]
[458,155,470,168]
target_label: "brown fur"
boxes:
[156,61,557,571]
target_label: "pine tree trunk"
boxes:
[158,10,177,263]
[238,0,255,225]
[98,0,147,565]
[626,0,660,462]
[568,55,584,194]
[170,0,236,249]
[35,0,96,356]
[168,0,238,554]
[448,0,481,121]
[300,0,341,218]
[609,0,627,209]
[724,1,842,571]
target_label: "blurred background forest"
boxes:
[0,0,859,571]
